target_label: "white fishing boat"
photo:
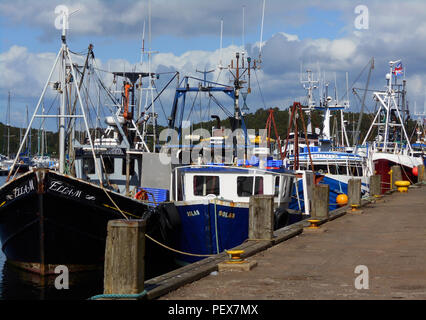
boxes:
[360,60,423,193]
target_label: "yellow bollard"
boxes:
[394,181,410,193]
[307,219,321,229]
[225,250,247,264]
[347,204,363,214]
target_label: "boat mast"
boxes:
[58,12,67,173]
[7,91,10,158]
[26,105,29,157]
[300,69,318,134]
[341,71,350,148]
[7,9,102,183]
[41,103,45,156]
[362,60,412,153]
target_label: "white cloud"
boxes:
[2,0,426,126]
[0,46,58,97]
[329,39,357,61]
[278,32,300,42]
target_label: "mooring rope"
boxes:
[144,234,216,257]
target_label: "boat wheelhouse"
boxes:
[169,164,300,264]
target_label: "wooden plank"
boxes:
[273,226,303,245]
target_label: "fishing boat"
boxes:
[157,46,303,265]
[0,12,179,276]
[285,71,369,212]
[170,163,297,264]
[360,61,423,193]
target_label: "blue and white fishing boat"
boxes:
[170,163,298,264]
[160,47,307,265]
[286,70,370,212]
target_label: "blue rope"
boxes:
[88,289,148,300]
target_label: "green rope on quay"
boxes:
[88,289,148,300]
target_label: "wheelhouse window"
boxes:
[83,157,95,174]
[122,158,135,176]
[274,176,280,197]
[338,164,347,175]
[315,165,328,174]
[349,165,363,177]
[102,156,114,174]
[329,164,337,174]
[193,176,220,196]
[237,176,264,197]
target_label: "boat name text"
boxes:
[49,181,83,198]
[9,180,35,199]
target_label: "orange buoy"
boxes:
[412,166,418,177]
[336,194,348,207]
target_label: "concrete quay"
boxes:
[160,185,426,300]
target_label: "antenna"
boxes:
[219,19,223,68]
[141,20,146,65]
[317,62,323,105]
[334,72,338,104]
[242,5,246,53]
[259,0,266,61]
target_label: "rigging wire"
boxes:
[254,69,267,109]
[153,82,169,123]
[209,93,233,118]
[185,90,200,123]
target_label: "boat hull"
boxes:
[289,174,369,212]
[174,199,249,264]
[174,198,300,265]
[373,156,422,194]
[0,169,176,276]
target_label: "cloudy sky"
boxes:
[1,0,426,130]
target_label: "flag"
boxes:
[393,62,403,76]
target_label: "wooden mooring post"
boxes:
[249,195,274,240]
[391,165,402,190]
[348,178,362,208]
[311,184,329,219]
[103,219,145,296]
[418,165,425,182]
[369,175,382,197]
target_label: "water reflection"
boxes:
[0,260,103,300]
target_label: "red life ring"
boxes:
[135,189,148,201]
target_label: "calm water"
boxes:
[0,176,103,300]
